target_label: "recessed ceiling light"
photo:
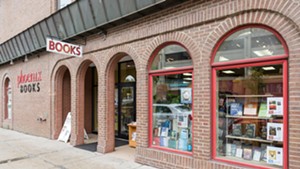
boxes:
[183,78,192,81]
[183,73,192,76]
[262,66,275,70]
[219,56,229,61]
[253,49,273,57]
[222,70,235,74]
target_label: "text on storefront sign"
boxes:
[17,71,42,93]
[46,38,82,57]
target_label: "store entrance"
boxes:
[114,60,136,140]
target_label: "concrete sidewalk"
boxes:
[0,128,156,169]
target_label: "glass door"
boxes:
[115,84,136,139]
[115,60,136,139]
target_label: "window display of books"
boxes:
[230,102,243,116]
[221,95,284,167]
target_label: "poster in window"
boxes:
[267,146,283,166]
[267,123,283,141]
[177,113,188,128]
[181,88,192,104]
[267,97,283,116]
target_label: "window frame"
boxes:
[211,25,288,169]
[148,42,194,155]
[211,25,289,67]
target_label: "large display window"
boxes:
[149,44,193,154]
[212,26,288,169]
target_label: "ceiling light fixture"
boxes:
[253,49,273,57]
[183,73,192,76]
[262,66,275,70]
[222,70,235,74]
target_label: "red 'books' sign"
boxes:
[46,38,82,57]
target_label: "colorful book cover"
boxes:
[267,123,283,141]
[168,139,177,149]
[180,128,188,139]
[178,138,188,151]
[230,103,243,116]
[235,148,243,158]
[159,137,169,147]
[258,103,269,117]
[253,149,262,161]
[243,148,253,160]
[180,88,192,104]
[177,114,188,128]
[267,146,283,166]
[232,123,242,136]
[231,144,237,156]
[226,144,232,156]
[153,137,160,145]
[160,127,169,137]
[244,102,258,116]
[267,97,283,116]
[245,124,256,138]
[170,130,177,140]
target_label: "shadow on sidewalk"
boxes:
[75,139,128,152]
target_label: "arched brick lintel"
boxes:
[203,10,300,63]
[98,44,139,153]
[73,58,99,146]
[143,31,201,70]
[50,62,73,140]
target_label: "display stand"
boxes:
[128,123,137,148]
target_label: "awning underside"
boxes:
[0,0,184,65]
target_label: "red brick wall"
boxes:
[1,0,300,169]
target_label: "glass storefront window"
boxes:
[151,44,192,70]
[215,28,285,62]
[152,73,193,151]
[149,44,193,153]
[216,64,284,168]
[213,26,288,168]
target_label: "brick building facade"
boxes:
[1,0,300,168]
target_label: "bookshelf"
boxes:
[225,135,273,143]
[128,123,137,148]
[218,94,284,167]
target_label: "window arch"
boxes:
[212,25,288,169]
[4,77,12,120]
[212,26,288,66]
[149,43,193,154]
[150,44,192,70]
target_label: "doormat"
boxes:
[75,139,129,152]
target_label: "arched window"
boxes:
[214,27,287,63]
[149,43,193,154]
[4,78,12,120]
[212,25,288,169]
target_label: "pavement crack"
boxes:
[43,159,67,169]
[0,156,31,165]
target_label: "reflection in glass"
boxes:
[152,73,193,152]
[216,64,284,168]
[215,28,285,62]
[120,87,134,136]
[151,45,192,70]
[115,88,118,136]
[120,61,136,82]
